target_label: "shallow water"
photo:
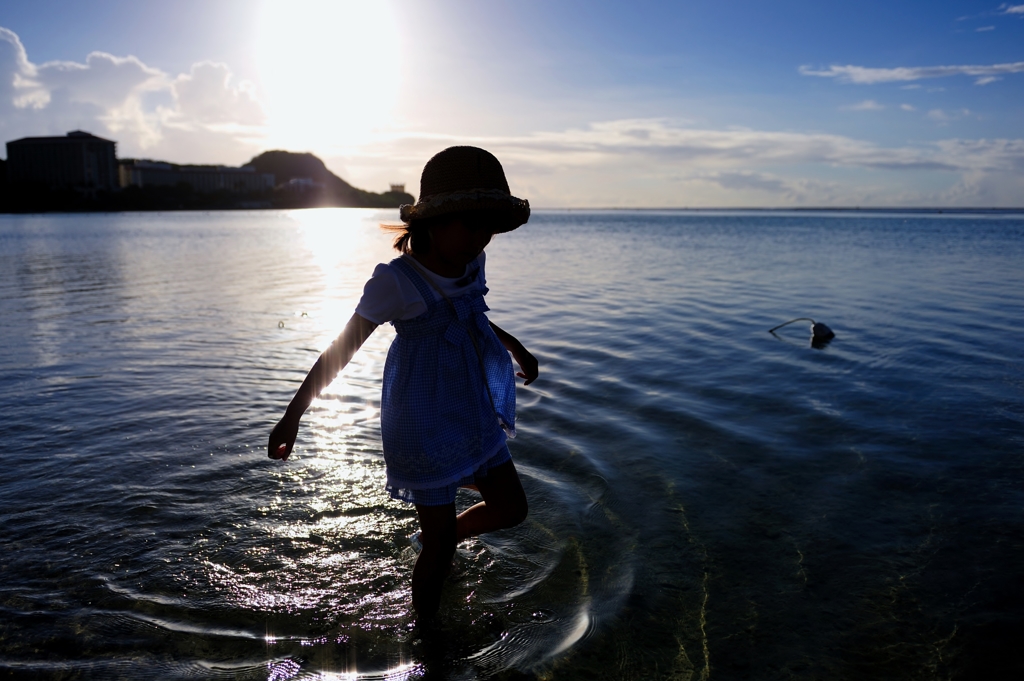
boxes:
[1,208,1022,680]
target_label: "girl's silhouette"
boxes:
[269,146,538,620]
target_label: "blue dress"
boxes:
[381,256,517,506]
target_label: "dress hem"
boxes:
[384,431,508,492]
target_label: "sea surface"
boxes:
[1,208,1022,680]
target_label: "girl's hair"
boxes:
[382,210,510,254]
[381,215,440,255]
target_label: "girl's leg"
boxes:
[412,503,456,620]
[456,460,528,541]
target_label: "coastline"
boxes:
[531,206,1024,214]
[4,204,1023,215]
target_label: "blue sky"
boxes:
[2,0,1022,206]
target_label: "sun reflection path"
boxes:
[289,209,394,335]
[266,659,425,681]
[213,209,419,635]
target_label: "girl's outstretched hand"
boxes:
[513,346,539,386]
[266,313,377,462]
[268,414,300,460]
[488,321,539,386]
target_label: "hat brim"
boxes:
[399,188,530,233]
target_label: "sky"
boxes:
[1,0,1023,207]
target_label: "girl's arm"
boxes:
[268,313,378,460]
[489,321,539,386]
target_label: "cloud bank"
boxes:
[0,26,265,163]
[345,118,1024,208]
[800,61,1024,86]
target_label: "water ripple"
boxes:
[2,210,1023,678]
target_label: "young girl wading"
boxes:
[268,147,538,620]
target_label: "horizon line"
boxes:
[528,206,1024,212]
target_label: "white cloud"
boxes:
[353,118,1024,207]
[976,25,996,31]
[704,171,806,197]
[0,25,266,162]
[974,76,1001,85]
[927,108,972,124]
[842,99,884,111]
[0,27,43,108]
[506,119,945,171]
[706,171,789,193]
[1001,4,1024,14]
[26,51,169,148]
[685,171,847,205]
[35,52,162,109]
[900,104,915,111]
[799,61,1024,84]
[172,61,263,126]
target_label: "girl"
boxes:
[268,146,538,620]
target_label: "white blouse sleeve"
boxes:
[355,264,409,325]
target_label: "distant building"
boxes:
[119,160,274,193]
[278,177,323,194]
[389,183,405,193]
[6,131,118,191]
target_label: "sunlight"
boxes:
[285,208,395,460]
[289,208,393,339]
[255,0,401,153]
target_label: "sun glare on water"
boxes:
[255,0,401,153]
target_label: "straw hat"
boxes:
[399,146,530,232]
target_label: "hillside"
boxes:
[247,150,413,208]
[0,150,413,213]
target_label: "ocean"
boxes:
[1,208,1022,680]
